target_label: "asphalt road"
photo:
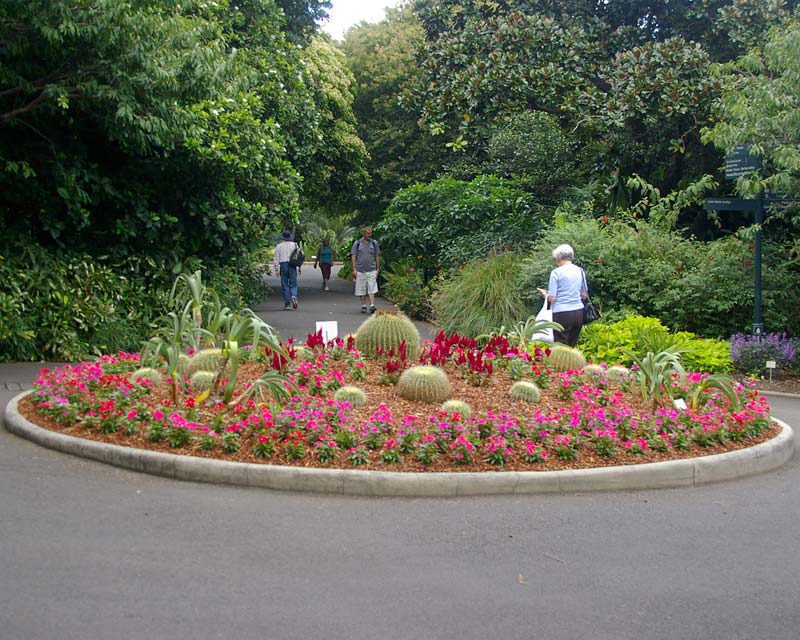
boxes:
[1,269,798,640]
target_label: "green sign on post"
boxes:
[724,144,761,180]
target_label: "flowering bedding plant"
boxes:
[21,329,777,473]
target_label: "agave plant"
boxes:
[688,373,742,411]
[626,346,687,403]
[141,272,290,405]
[477,314,563,350]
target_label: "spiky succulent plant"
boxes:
[509,381,542,402]
[440,399,472,419]
[189,370,215,392]
[396,365,450,403]
[547,345,587,372]
[129,367,162,386]
[355,310,420,361]
[334,386,367,407]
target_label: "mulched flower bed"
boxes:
[18,339,781,474]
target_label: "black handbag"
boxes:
[583,298,601,324]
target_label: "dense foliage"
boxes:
[517,217,800,338]
[410,0,792,196]
[378,175,550,280]
[340,5,444,222]
[0,0,365,360]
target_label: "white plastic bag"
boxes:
[529,301,555,343]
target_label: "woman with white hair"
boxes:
[536,243,588,347]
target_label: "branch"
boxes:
[0,92,49,124]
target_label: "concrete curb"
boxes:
[4,391,795,497]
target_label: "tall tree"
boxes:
[702,19,800,241]
[0,0,341,270]
[410,0,791,194]
[340,4,444,222]
[299,35,369,214]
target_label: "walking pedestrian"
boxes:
[314,238,333,291]
[350,226,380,314]
[274,229,300,310]
[537,243,588,346]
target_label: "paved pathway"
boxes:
[1,271,799,639]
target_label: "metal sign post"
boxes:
[705,145,764,338]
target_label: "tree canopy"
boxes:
[0,0,362,269]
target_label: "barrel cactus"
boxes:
[334,386,367,407]
[129,367,162,386]
[547,345,587,372]
[583,363,605,378]
[441,399,472,419]
[190,370,216,392]
[606,365,632,383]
[396,365,450,403]
[509,381,542,403]
[188,348,226,375]
[355,310,420,361]
[177,353,193,376]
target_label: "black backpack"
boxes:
[289,243,305,267]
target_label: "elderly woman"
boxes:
[537,244,588,347]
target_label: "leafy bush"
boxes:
[730,332,799,375]
[430,252,534,338]
[579,315,731,373]
[0,244,269,362]
[0,246,160,361]
[382,258,433,320]
[518,217,800,338]
[378,175,550,281]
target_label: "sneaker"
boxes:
[361,305,367,313]
[369,305,376,314]
[291,296,298,309]
[324,286,329,291]
[283,306,291,311]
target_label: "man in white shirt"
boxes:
[274,230,301,310]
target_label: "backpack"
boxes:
[289,243,305,267]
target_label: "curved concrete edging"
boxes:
[4,391,796,497]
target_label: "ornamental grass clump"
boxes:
[355,310,421,361]
[396,365,451,403]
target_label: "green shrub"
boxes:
[579,315,731,373]
[518,217,800,339]
[355,310,421,361]
[378,175,551,278]
[396,365,451,403]
[382,258,433,320]
[431,252,534,338]
[509,381,542,402]
[0,245,162,361]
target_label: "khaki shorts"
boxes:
[354,270,378,296]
